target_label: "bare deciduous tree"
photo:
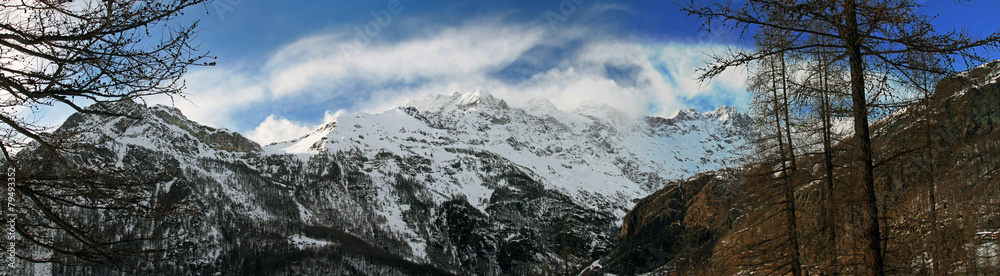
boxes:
[0,0,211,158]
[678,0,1000,274]
[0,0,210,269]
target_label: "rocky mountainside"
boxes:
[15,91,753,275]
[583,61,1000,275]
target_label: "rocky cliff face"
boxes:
[581,171,742,275]
[15,91,753,275]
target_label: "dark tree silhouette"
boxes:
[0,0,210,269]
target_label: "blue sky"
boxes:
[117,0,1000,144]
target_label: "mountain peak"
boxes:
[707,106,739,121]
[667,108,698,120]
[666,106,741,121]
[574,103,636,125]
[58,100,261,155]
[406,90,508,113]
[652,106,750,135]
[523,98,560,117]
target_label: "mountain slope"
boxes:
[16,91,753,275]
[585,61,1000,275]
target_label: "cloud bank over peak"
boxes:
[149,15,748,145]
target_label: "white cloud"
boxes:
[265,23,547,98]
[245,114,314,145]
[323,109,345,123]
[147,67,267,129]
[645,43,749,114]
[161,19,749,144]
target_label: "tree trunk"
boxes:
[820,56,838,274]
[766,55,803,276]
[780,54,798,172]
[778,54,803,276]
[783,172,803,276]
[845,1,884,275]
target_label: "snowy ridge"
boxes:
[404,90,510,114]
[60,100,260,162]
[267,91,751,214]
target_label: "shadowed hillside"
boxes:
[586,61,1000,275]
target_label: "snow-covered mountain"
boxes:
[271,91,750,206]
[17,91,753,275]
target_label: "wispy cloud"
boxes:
[151,15,748,145]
